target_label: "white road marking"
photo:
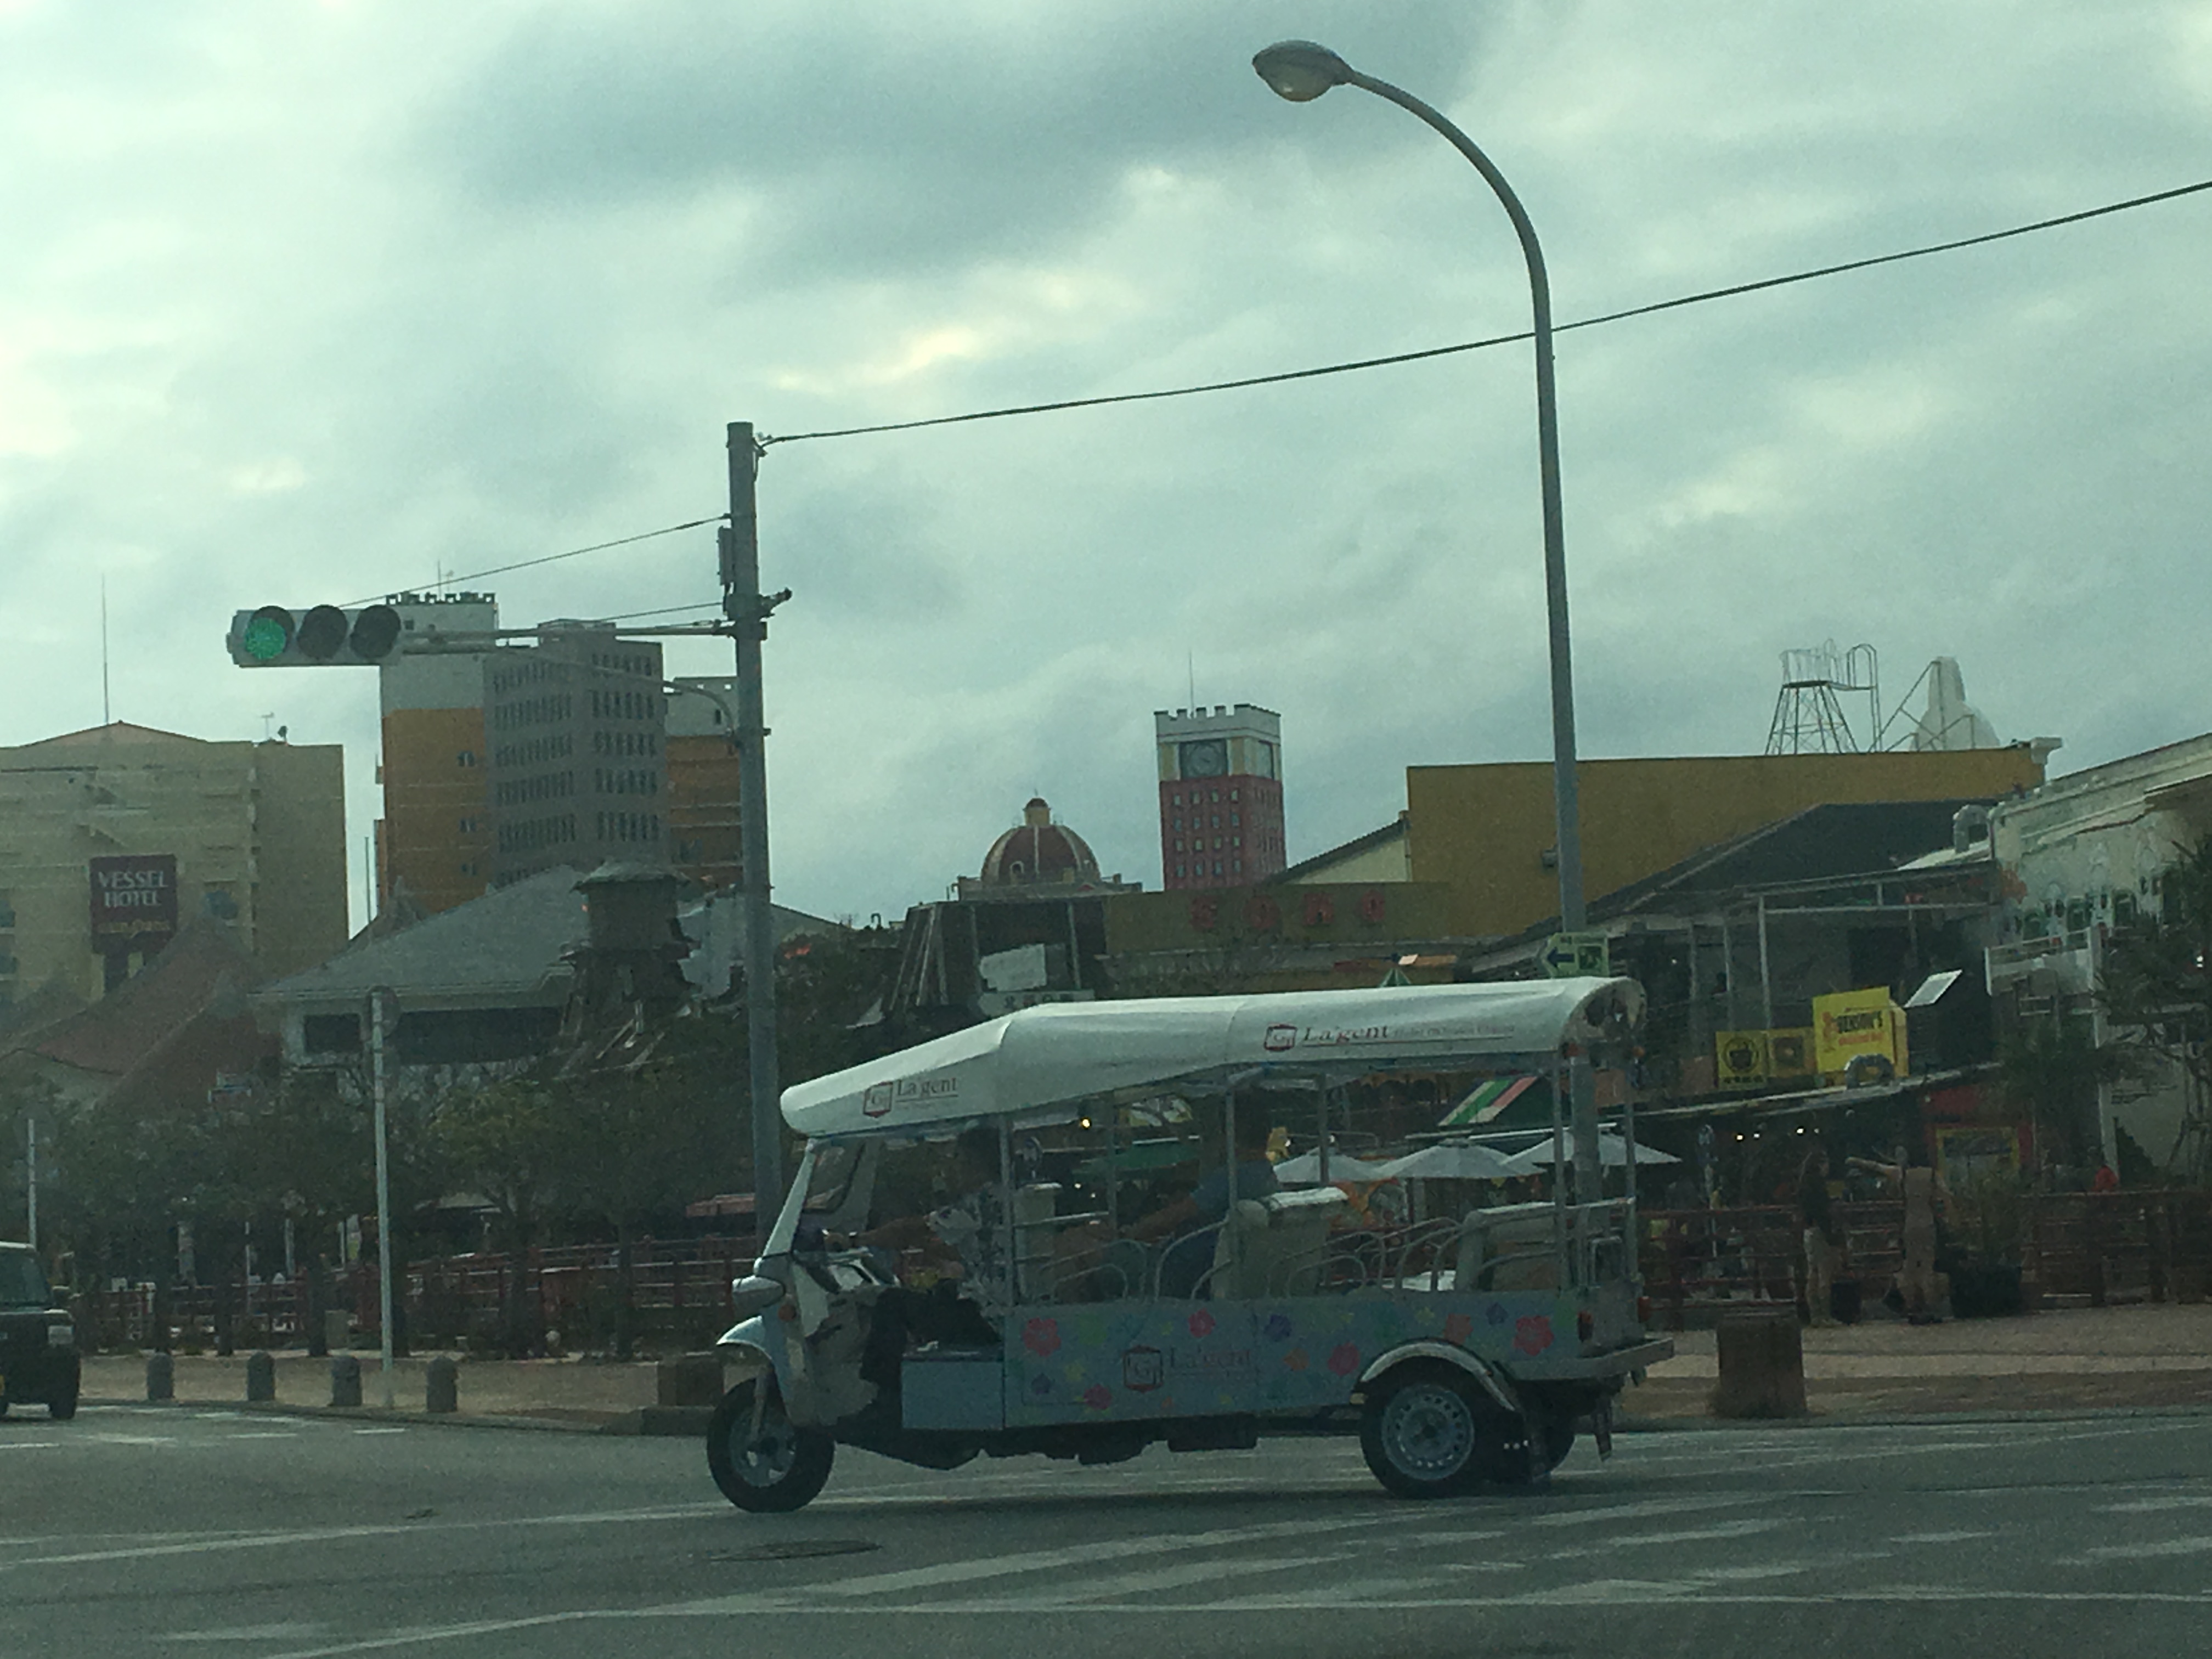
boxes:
[2084,1533,2212,1559]
[86,1432,176,1446]
[1527,1494,1768,1528]
[242,1574,2212,1655]
[225,1432,302,1441]
[0,1442,60,1452]
[1019,1552,1345,1604]
[353,1427,408,1436]
[0,1502,731,1575]
[1547,1517,1787,1556]
[1403,1528,1508,1547]
[162,1623,333,1643]
[2100,1493,2212,1513]
[1690,1558,1862,1582]
[1895,1529,1994,1543]
[732,1512,1397,1603]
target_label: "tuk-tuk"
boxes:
[707,978,1671,1510]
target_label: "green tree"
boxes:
[1995,1013,2124,1172]
[2099,832,2212,1177]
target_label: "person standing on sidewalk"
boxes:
[1797,1148,1841,1326]
[1850,1146,1944,1323]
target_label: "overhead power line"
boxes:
[343,515,725,607]
[586,599,728,624]
[344,174,2209,600]
[761,174,2212,448]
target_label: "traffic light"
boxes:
[226,603,404,668]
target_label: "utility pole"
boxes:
[723,422,787,1236]
[25,1112,37,1252]
[369,988,397,1410]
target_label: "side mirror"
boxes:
[728,1274,785,1320]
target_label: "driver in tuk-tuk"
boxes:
[838,1125,1008,1366]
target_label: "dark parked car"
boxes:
[0,1243,79,1420]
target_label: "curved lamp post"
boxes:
[1254,40,1601,1197]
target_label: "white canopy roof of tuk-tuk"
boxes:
[781,978,1641,1141]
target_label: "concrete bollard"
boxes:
[425,1355,458,1414]
[245,1350,276,1403]
[656,1353,723,1409]
[330,1352,362,1408]
[1711,1305,1808,1419]
[146,1351,174,1403]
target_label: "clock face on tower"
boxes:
[1180,738,1228,779]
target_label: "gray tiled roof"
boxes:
[256,869,589,1009]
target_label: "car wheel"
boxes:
[706,1379,833,1513]
[1360,1363,1483,1499]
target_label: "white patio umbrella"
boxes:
[1500,1132,1680,1176]
[1272,1148,1400,1185]
[1374,1142,1519,1182]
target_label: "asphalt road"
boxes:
[5,1403,2212,1658]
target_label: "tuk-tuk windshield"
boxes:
[0,1251,51,1308]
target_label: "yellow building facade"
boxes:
[0,723,347,1003]
[1407,747,2048,939]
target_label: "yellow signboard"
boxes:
[1768,1028,1815,1079]
[1813,987,1906,1079]
[1714,1030,1768,1089]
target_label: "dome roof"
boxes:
[979,798,1102,888]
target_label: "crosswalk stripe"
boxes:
[682,1513,1394,1608]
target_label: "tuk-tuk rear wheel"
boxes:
[707,1379,834,1513]
[1360,1363,1485,1499]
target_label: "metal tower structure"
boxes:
[1764,641,1880,755]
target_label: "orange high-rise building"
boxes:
[667,676,744,894]
[375,594,498,916]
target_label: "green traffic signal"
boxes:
[242,606,295,662]
[228,601,405,667]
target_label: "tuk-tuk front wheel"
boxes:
[1360,1363,1486,1499]
[707,1379,834,1513]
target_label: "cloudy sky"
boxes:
[4,2,2209,930]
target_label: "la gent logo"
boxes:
[860,1076,961,1118]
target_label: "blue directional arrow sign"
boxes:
[1540,930,1610,979]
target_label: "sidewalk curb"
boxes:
[84,1396,718,1437]
[84,1397,613,1434]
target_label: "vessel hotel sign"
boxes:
[89,854,179,940]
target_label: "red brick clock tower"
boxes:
[1156,704,1284,890]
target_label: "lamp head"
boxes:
[1252,40,1353,103]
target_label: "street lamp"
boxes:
[1254,40,1601,1195]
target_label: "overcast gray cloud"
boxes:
[3,1,2209,929]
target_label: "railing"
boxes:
[2023,1189,2212,1304]
[1639,1204,1903,1328]
[71,1235,763,1355]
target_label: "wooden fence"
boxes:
[2020,1190,2212,1305]
[1639,1203,1903,1329]
[73,1235,761,1355]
